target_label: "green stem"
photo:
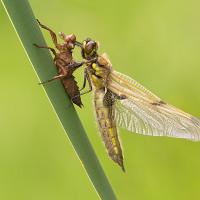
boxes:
[1,0,117,199]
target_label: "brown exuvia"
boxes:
[34,19,84,107]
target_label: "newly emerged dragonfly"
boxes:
[34,20,84,107]
[76,38,200,171]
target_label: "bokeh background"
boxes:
[1,0,200,199]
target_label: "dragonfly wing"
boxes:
[108,70,200,141]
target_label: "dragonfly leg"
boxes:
[72,69,92,100]
[74,41,83,48]
[68,61,85,69]
[39,64,69,85]
[80,70,93,95]
[36,19,58,47]
[33,44,57,57]
[39,74,66,85]
[79,68,88,92]
[68,58,97,70]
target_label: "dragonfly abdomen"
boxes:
[94,89,125,171]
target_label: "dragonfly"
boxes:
[76,38,200,171]
[34,20,85,107]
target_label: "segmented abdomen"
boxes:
[94,88,124,171]
[62,76,83,108]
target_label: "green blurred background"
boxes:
[1,0,200,199]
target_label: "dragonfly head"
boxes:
[59,32,76,49]
[82,38,98,59]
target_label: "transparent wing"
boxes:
[108,70,200,141]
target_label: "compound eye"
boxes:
[85,41,97,53]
